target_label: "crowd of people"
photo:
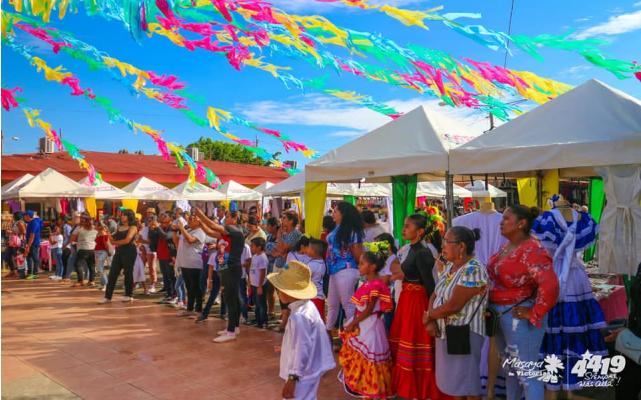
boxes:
[2,198,640,400]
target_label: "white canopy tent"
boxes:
[265,172,392,198]
[450,80,641,276]
[4,168,94,199]
[253,181,275,194]
[306,105,478,183]
[450,80,641,177]
[122,177,179,200]
[172,180,225,201]
[417,181,472,198]
[218,180,262,201]
[78,177,129,200]
[463,180,507,198]
[1,174,34,198]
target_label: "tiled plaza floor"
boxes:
[1,277,348,400]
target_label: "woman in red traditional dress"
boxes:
[389,214,451,400]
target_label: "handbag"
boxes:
[615,328,641,365]
[445,290,487,355]
[485,297,533,337]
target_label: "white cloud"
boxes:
[574,9,641,39]
[574,17,591,23]
[239,94,495,141]
[328,130,367,138]
[561,65,593,77]
[636,1,641,7]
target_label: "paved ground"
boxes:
[2,275,615,400]
[1,276,348,400]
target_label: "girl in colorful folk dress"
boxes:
[339,243,394,399]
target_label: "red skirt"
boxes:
[389,283,451,400]
[311,298,325,321]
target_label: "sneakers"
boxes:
[217,327,240,336]
[149,285,157,294]
[195,315,208,324]
[97,298,111,304]
[100,286,106,292]
[120,296,134,302]
[25,274,38,280]
[213,332,237,343]
[48,275,56,280]
[87,282,96,288]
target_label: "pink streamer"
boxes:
[147,72,186,90]
[258,127,281,138]
[196,164,207,180]
[61,76,88,96]
[1,87,21,111]
[212,0,234,22]
[15,24,71,54]
[154,137,171,160]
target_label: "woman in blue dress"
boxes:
[532,195,607,393]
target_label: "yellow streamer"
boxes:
[23,108,40,127]
[206,107,231,131]
[31,57,72,82]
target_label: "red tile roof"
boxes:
[1,151,289,187]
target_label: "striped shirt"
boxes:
[433,258,488,338]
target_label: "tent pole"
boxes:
[446,172,454,226]
[536,171,544,209]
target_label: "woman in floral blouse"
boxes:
[487,205,559,400]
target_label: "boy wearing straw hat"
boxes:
[268,261,336,400]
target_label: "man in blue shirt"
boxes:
[24,210,42,279]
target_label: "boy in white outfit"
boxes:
[267,261,335,400]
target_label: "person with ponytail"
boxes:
[338,244,393,399]
[486,205,559,400]
[425,226,488,399]
[325,202,364,333]
[389,214,449,400]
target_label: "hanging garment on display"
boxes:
[596,165,641,277]
[452,211,506,265]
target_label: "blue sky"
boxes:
[2,0,641,169]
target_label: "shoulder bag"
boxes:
[446,290,487,355]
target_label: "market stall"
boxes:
[450,79,641,277]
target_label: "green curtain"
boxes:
[584,178,605,262]
[343,195,357,206]
[392,175,418,246]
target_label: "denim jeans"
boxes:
[220,273,249,321]
[159,260,176,298]
[94,250,109,287]
[51,248,64,277]
[27,244,40,276]
[251,284,268,327]
[201,271,221,318]
[65,247,77,279]
[175,273,186,302]
[492,300,546,400]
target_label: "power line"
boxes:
[503,0,516,68]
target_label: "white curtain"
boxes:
[596,165,641,277]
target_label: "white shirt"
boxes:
[452,211,506,265]
[286,251,311,266]
[307,259,326,300]
[140,226,151,252]
[241,244,251,279]
[363,223,387,243]
[280,300,336,381]
[379,253,397,277]
[249,252,269,287]
[76,227,97,251]
[51,234,64,249]
[175,228,206,269]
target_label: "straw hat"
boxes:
[267,261,317,300]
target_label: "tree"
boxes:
[189,137,267,165]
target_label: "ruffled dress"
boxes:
[532,208,607,391]
[339,279,394,399]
